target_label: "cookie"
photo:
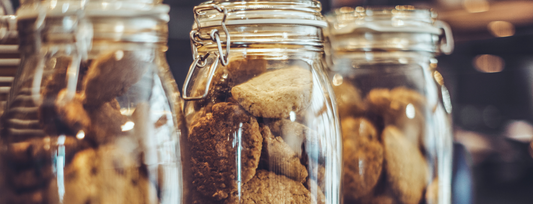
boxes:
[366,87,427,147]
[82,50,153,106]
[382,126,428,204]
[331,80,365,117]
[95,143,158,204]
[342,117,383,201]
[357,195,396,204]
[193,58,267,109]
[2,189,45,204]
[308,160,326,192]
[188,102,263,200]
[3,136,83,166]
[343,138,383,201]
[261,125,308,183]
[86,99,128,144]
[341,117,378,142]
[232,67,313,118]
[267,119,310,157]
[426,177,439,204]
[225,170,315,204]
[306,178,326,204]
[48,148,98,204]
[7,164,53,191]
[41,56,85,98]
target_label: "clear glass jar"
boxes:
[326,6,454,204]
[181,0,342,203]
[0,1,183,203]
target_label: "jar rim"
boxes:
[193,0,327,28]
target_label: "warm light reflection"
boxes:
[290,111,296,122]
[115,50,124,61]
[76,130,85,140]
[406,103,415,119]
[121,121,135,131]
[463,0,489,13]
[433,71,444,86]
[473,54,505,73]
[332,74,343,86]
[488,21,515,37]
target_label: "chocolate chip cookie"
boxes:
[225,170,315,204]
[188,102,263,200]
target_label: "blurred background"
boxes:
[161,0,533,203]
[8,0,533,203]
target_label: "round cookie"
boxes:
[341,117,383,201]
[366,87,427,148]
[82,50,153,106]
[332,80,365,118]
[85,99,128,145]
[231,67,313,119]
[188,102,263,200]
[261,126,308,183]
[225,170,315,204]
[192,58,267,109]
[382,126,428,204]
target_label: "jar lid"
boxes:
[326,6,454,54]
[193,0,328,29]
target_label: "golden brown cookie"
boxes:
[341,117,383,201]
[357,194,397,204]
[39,89,91,136]
[306,178,326,204]
[225,170,315,204]
[366,87,426,147]
[308,160,326,192]
[232,67,313,119]
[261,125,308,183]
[426,177,439,204]
[48,148,98,204]
[382,126,428,204]
[267,119,313,157]
[193,58,267,109]
[332,80,365,117]
[188,102,263,200]
[82,50,153,106]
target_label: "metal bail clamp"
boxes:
[183,4,231,100]
[435,20,454,55]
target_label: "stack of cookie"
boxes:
[1,50,165,203]
[185,58,330,204]
[334,82,435,204]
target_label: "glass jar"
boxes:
[326,6,454,204]
[181,0,342,203]
[0,1,183,203]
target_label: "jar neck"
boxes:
[17,15,90,54]
[330,32,440,54]
[90,16,168,43]
[331,51,436,71]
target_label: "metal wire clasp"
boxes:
[183,5,231,100]
[435,20,454,55]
